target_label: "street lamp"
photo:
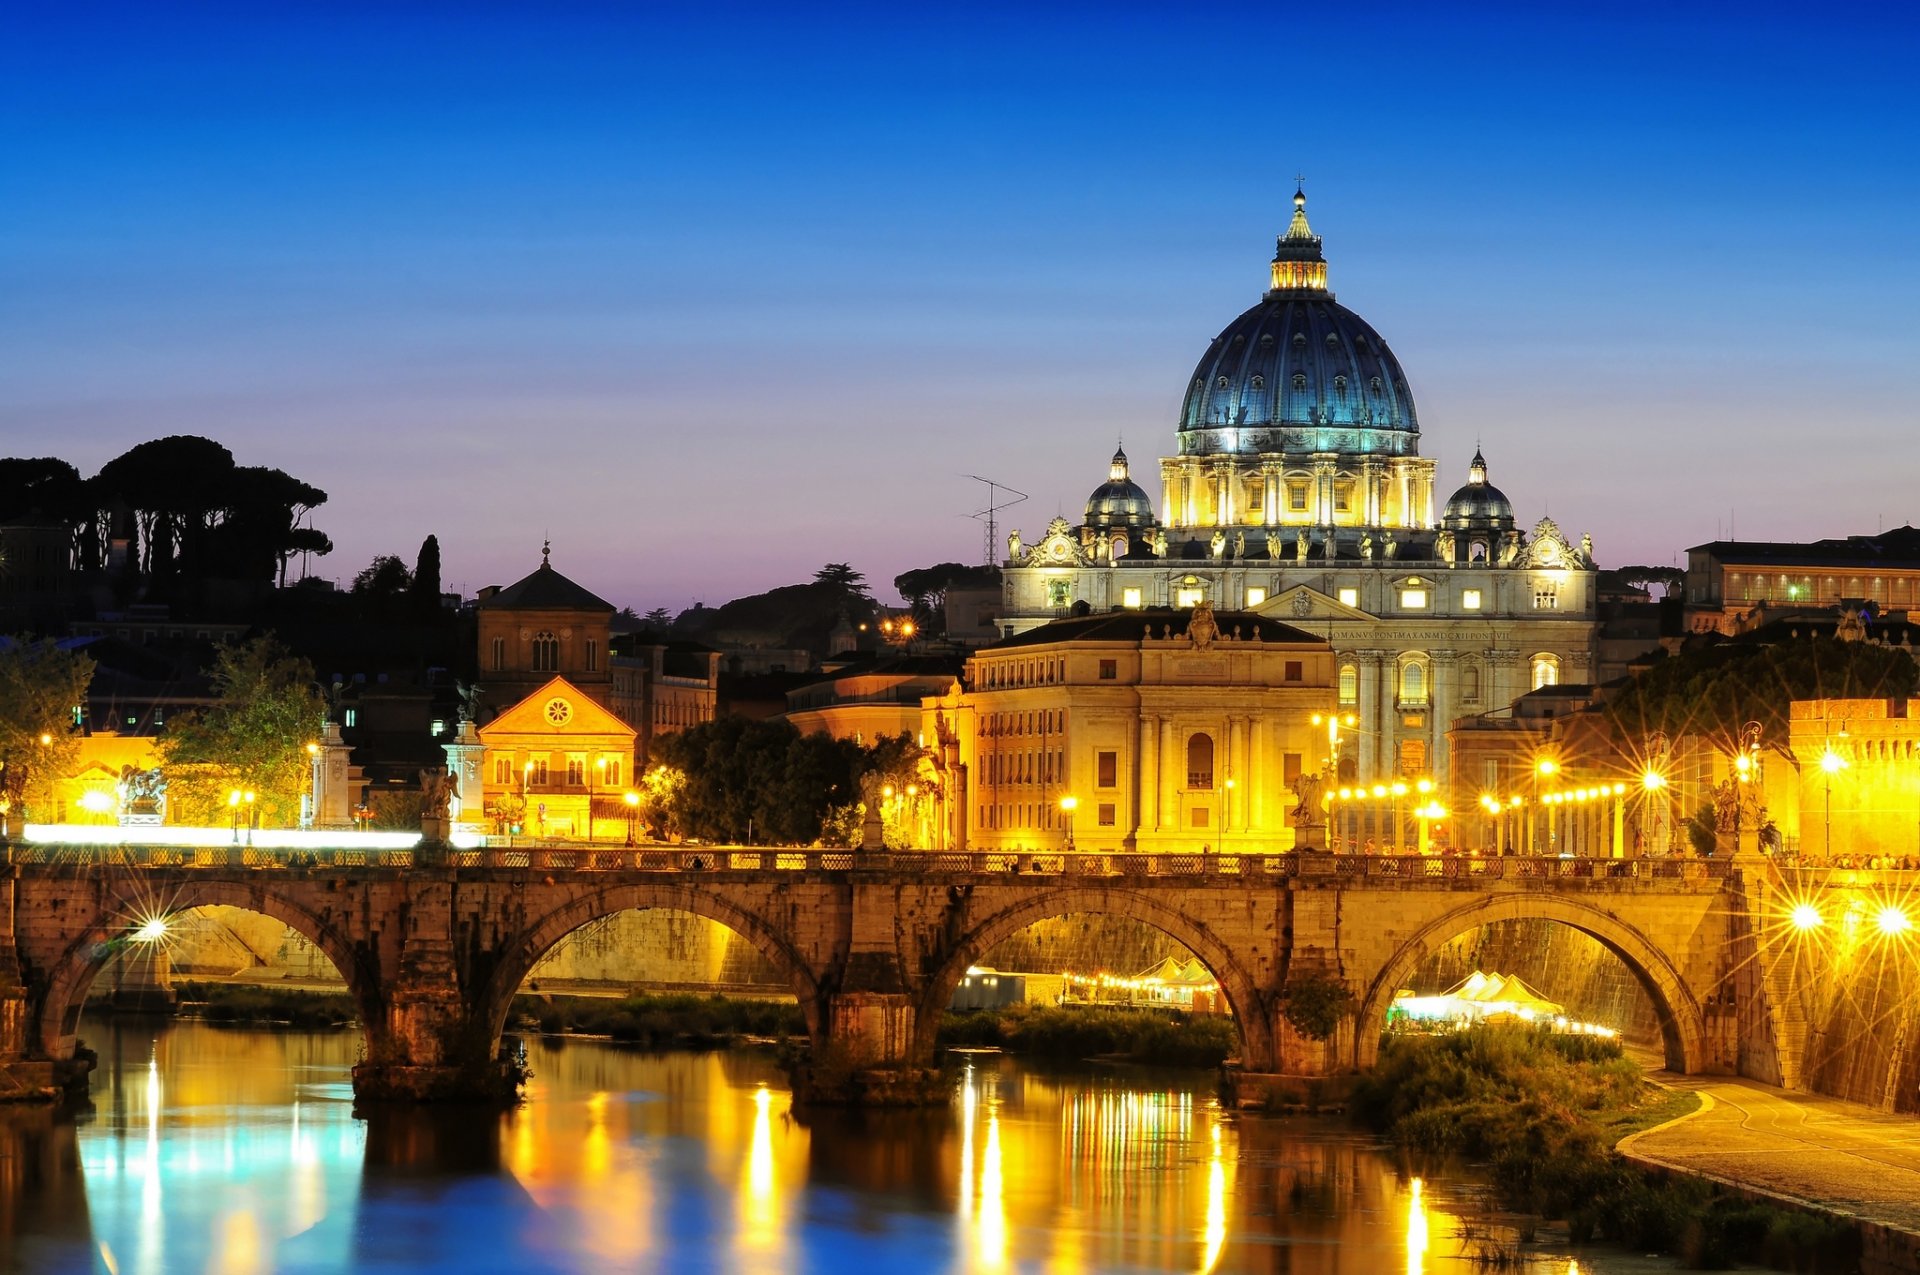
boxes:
[1059,795,1078,852]
[229,789,243,844]
[1532,757,1559,853]
[1390,781,1408,852]
[623,789,640,846]
[1820,746,1848,860]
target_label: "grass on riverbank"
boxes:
[171,982,358,1029]
[509,993,806,1047]
[938,1004,1236,1068]
[1353,1025,1862,1272]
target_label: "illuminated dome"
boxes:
[1177,189,1419,458]
[1440,450,1515,532]
[1084,446,1157,529]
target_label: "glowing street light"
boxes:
[1819,745,1848,860]
[133,915,169,944]
[1059,794,1078,852]
[623,789,640,846]
[1789,903,1823,933]
[1876,906,1911,938]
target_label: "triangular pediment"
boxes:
[1255,585,1375,622]
[478,677,635,741]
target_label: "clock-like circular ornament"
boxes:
[544,697,573,726]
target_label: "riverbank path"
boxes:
[1621,1074,1920,1237]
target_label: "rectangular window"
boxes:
[529,758,549,785]
[1245,586,1267,607]
[566,755,586,786]
[1176,587,1205,608]
[1191,806,1210,828]
[1283,752,1303,783]
[1097,803,1116,827]
[1462,589,1482,611]
[1098,659,1118,680]
[343,709,357,727]
[1334,482,1352,513]
[1097,751,1117,788]
[1338,666,1358,704]
[586,639,599,672]
[1121,587,1143,609]
[1534,588,1559,610]
[1285,660,1303,682]
[1289,484,1308,511]
[491,636,505,671]
[1337,587,1359,608]
[1400,588,1428,609]
[494,756,512,785]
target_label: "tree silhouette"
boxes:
[410,535,443,618]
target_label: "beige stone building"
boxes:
[922,605,1335,853]
[457,676,637,841]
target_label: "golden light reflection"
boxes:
[211,1206,263,1275]
[1198,1121,1226,1274]
[1406,1176,1428,1275]
[978,1111,1007,1271]
[735,1084,782,1269]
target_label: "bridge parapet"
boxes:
[9,841,1740,885]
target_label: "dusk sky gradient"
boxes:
[4,2,1916,613]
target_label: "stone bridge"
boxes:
[0,841,1877,1104]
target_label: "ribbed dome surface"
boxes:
[1440,451,1515,531]
[1178,297,1418,444]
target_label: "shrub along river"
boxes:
[0,1011,1699,1273]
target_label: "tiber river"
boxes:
[1,1014,1685,1274]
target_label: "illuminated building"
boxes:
[1685,525,1920,635]
[474,543,716,765]
[922,605,1334,852]
[463,676,637,840]
[1000,190,1597,783]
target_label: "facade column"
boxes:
[1374,651,1395,779]
[1160,717,1179,833]
[1313,455,1337,529]
[1137,715,1158,840]
[1223,717,1242,832]
[1160,461,1181,528]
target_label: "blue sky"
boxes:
[3,2,1916,610]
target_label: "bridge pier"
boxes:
[352,919,521,1105]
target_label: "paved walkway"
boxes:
[1621,1074,1920,1236]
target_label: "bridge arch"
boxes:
[1354,893,1709,1074]
[915,886,1274,1071]
[36,881,376,1061]
[481,884,824,1051]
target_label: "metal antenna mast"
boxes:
[966,475,1028,566]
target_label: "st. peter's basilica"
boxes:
[1000,190,1597,784]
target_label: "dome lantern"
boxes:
[1268,187,1329,296]
[1084,445,1157,532]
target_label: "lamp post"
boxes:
[228,789,243,844]
[1733,721,1762,855]
[1820,745,1848,860]
[1311,712,1358,848]
[623,789,640,846]
[1532,758,1559,853]
[1059,795,1078,852]
[1640,767,1666,857]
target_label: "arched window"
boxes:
[531,631,559,672]
[1399,659,1427,706]
[1338,664,1358,705]
[1531,653,1561,690]
[1187,734,1215,789]
[1462,663,1482,701]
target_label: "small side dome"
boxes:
[1084,445,1157,530]
[1440,448,1516,532]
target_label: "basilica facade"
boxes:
[1001,191,1597,783]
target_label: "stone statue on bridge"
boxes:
[1288,771,1327,850]
[419,768,457,849]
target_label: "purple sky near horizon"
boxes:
[3,2,1916,613]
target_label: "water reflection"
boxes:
[0,1014,1676,1273]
